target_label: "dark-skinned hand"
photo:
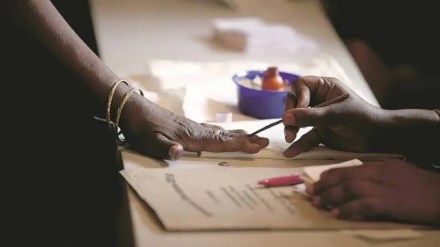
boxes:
[119,93,269,160]
[309,160,440,225]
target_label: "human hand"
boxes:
[282,76,385,157]
[118,93,269,160]
[309,160,440,225]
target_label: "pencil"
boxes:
[248,93,350,136]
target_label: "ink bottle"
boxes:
[262,66,284,91]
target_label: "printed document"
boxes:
[121,152,411,230]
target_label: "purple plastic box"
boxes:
[233,70,299,119]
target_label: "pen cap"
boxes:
[233,70,299,119]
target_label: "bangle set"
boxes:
[106,79,144,143]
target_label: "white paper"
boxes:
[121,151,414,231]
[212,16,317,53]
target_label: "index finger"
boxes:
[294,76,350,107]
[313,164,384,195]
[284,91,298,111]
[204,129,270,154]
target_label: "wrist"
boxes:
[376,109,440,160]
[102,80,145,144]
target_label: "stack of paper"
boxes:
[212,17,317,54]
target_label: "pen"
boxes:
[248,93,350,136]
[258,174,303,187]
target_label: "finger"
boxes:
[229,129,270,149]
[284,91,298,111]
[218,128,270,149]
[182,124,269,153]
[313,164,386,195]
[282,111,300,143]
[315,180,381,209]
[283,128,320,158]
[284,125,299,143]
[292,78,312,108]
[223,132,269,154]
[248,135,270,149]
[295,76,350,106]
[314,168,353,194]
[191,129,269,154]
[331,197,387,221]
[294,76,331,108]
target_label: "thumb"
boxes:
[135,133,184,160]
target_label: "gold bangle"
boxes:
[114,87,144,132]
[106,79,129,128]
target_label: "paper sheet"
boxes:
[303,159,363,182]
[121,152,413,231]
[212,16,318,53]
[197,119,405,161]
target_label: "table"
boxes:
[90,0,377,105]
[90,0,440,246]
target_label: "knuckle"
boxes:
[361,198,383,216]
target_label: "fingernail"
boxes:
[168,145,183,160]
[330,208,339,218]
[312,196,320,206]
[249,135,259,140]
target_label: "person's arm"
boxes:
[376,109,440,164]
[5,0,269,160]
[6,0,119,107]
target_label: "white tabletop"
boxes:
[91,0,378,106]
[90,0,439,246]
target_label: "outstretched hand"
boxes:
[309,160,440,225]
[118,93,269,160]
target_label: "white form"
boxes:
[121,152,415,231]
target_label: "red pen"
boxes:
[257,174,303,187]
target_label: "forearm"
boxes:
[377,109,440,164]
[6,0,128,111]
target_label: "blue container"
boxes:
[233,70,299,119]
